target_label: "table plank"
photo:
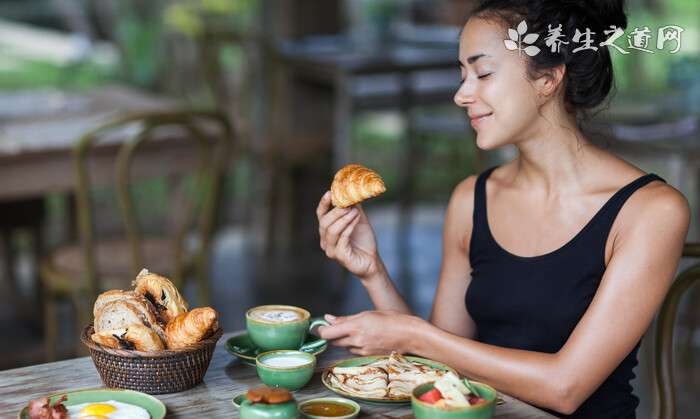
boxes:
[0,332,556,418]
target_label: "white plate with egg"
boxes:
[19,388,165,419]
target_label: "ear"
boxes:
[534,64,566,102]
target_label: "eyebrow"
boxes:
[458,54,489,67]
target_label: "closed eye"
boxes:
[478,73,493,79]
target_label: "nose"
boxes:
[453,79,476,108]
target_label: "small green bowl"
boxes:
[298,397,360,419]
[240,397,299,419]
[256,350,316,391]
[233,392,248,409]
[411,381,497,419]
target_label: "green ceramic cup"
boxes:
[256,350,316,391]
[246,305,328,352]
[240,397,299,419]
[411,381,497,419]
[298,397,360,419]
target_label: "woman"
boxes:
[315,0,689,418]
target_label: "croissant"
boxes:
[165,307,219,349]
[331,164,386,208]
[132,268,189,323]
[91,324,165,351]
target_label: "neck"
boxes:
[512,106,593,194]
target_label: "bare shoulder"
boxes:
[626,180,689,221]
[444,175,479,250]
[617,179,690,240]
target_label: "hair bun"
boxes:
[589,0,627,30]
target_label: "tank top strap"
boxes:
[587,173,666,239]
[472,166,499,235]
[470,166,499,260]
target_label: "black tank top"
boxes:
[465,167,664,419]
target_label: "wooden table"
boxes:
[0,331,556,418]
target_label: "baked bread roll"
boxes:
[94,299,165,343]
[93,290,159,321]
[91,324,165,351]
[132,268,188,323]
[331,164,386,208]
[165,307,219,349]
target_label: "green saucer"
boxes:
[225,331,328,366]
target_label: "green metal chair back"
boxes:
[72,110,234,305]
[652,242,700,419]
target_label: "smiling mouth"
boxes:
[469,112,493,126]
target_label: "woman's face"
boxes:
[455,17,545,150]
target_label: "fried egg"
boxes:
[65,400,150,418]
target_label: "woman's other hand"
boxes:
[317,311,422,355]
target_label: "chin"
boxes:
[474,133,503,151]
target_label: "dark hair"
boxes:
[472,0,627,115]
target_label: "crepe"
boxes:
[328,365,388,398]
[386,352,447,398]
[328,352,448,399]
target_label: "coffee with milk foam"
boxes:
[250,309,302,322]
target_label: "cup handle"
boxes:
[301,319,329,352]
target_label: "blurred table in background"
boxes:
[0,85,190,200]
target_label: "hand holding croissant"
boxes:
[317,164,387,280]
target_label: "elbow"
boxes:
[550,378,584,416]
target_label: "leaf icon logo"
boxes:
[503,20,541,56]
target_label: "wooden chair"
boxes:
[40,110,234,360]
[652,242,700,419]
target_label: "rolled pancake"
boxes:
[328,365,388,398]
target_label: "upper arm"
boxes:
[429,176,478,338]
[555,183,690,412]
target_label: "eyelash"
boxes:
[459,73,493,84]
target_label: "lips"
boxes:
[469,112,493,128]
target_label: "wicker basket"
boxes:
[81,323,222,394]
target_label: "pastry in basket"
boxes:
[330,164,386,208]
[133,268,189,323]
[93,298,166,342]
[165,307,219,349]
[91,323,165,351]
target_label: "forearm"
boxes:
[402,319,571,414]
[360,262,412,314]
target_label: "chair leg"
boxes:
[1,229,18,300]
[72,291,92,357]
[197,261,211,307]
[30,225,45,331]
[44,290,58,362]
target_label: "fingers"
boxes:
[316,191,332,220]
[330,336,356,348]
[349,347,370,356]
[318,321,354,341]
[323,209,359,256]
[318,206,355,250]
[337,216,361,252]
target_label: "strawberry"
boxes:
[418,388,443,404]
